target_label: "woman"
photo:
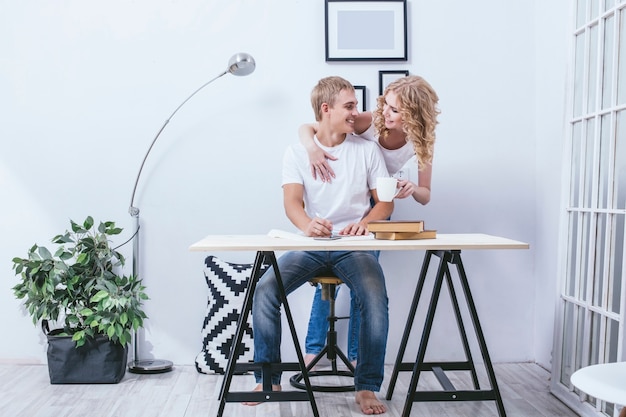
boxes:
[299,75,441,366]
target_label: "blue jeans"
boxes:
[305,251,380,362]
[305,283,360,362]
[252,250,389,392]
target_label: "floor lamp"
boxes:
[127,52,256,373]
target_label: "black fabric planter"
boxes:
[44,325,128,384]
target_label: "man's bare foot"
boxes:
[242,383,282,406]
[355,390,386,415]
[304,353,317,366]
[304,353,318,371]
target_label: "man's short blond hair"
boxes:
[310,76,355,121]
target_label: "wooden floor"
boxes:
[0,362,578,417]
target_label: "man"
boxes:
[250,76,392,415]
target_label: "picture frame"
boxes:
[379,70,409,95]
[325,0,407,61]
[353,85,367,112]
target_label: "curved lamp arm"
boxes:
[125,52,255,374]
[128,52,256,215]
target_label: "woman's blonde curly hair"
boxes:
[373,75,440,170]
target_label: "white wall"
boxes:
[533,1,570,370]
[0,0,568,368]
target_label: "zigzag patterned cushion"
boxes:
[195,256,268,374]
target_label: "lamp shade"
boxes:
[228,53,255,76]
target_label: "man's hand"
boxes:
[305,215,334,237]
[338,222,369,236]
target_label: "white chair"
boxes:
[570,362,626,417]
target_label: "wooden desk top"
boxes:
[189,233,529,252]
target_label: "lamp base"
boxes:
[128,359,174,374]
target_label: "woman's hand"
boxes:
[299,122,337,182]
[308,148,337,182]
[395,180,417,199]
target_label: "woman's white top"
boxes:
[359,123,415,175]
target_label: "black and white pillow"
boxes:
[195,256,268,374]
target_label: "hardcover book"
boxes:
[367,220,424,233]
[374,230,437,240]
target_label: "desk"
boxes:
[189,233,529,417]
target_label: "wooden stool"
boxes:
[290,276,356,392]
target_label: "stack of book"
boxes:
[367,220,436,240]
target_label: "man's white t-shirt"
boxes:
[282,134,389,231]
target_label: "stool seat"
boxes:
[290,275,355,392]
[309,276,344,286]
[571,362,626,406]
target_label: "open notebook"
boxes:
[267,229,374,241]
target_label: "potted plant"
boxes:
[11,216,148,384]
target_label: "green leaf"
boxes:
[76,253,88,264]
[72,330,85,342]
[37,246,53,259]
[52,233,72,244]
[70,220,86,234]
[91,290,108,303]
[108,227,123,236]
[115,323,123,338]
[58,251,73,260]
[79,308,93,316]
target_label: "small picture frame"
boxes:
[325,0,407,61]
[353,85,367,112]
[379,70,409,95]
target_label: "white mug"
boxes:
[376,177,399,202]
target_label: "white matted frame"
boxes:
[353,85,367,111]
[379,70,408,95]
[325,0,407,61]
